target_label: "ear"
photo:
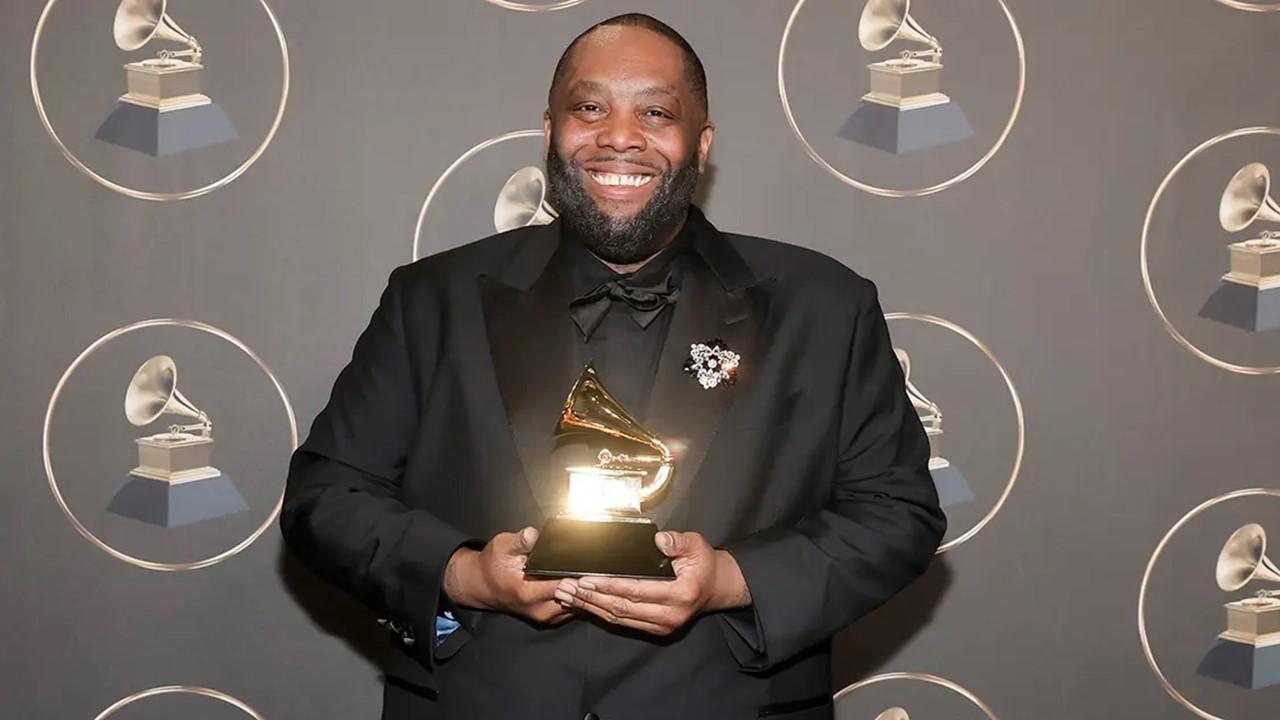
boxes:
[543,109,553,155]
[696,122,715,174]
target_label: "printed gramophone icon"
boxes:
[105,355,246,528]
[895,348,972,508]
[494,166,558,233]
[95,0,237,156]
[1198,162,1280,332]
[1196,523,1280,689]
[525,365,676,579]
[839,0,973,155]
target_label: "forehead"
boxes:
[562,25,689,95]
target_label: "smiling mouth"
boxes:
[586,171,655,189]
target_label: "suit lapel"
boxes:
[645,215,773,527]
[478,224,576,520]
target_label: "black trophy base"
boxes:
[1199,281,1280,333]
[1197,638,1280,689]
[107,473,246,528]
[838,99,973,155]
[525,516,675,580]
[95,101,237,157]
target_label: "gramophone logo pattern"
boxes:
[895,348,972,508]
[95,0,237,157]
[494,166,558,233]
[106,355,247,528]
[1198,162,1280,333]
[1196,523,1280,689]
[840,0,974,155]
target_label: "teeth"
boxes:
[589,172,653,188]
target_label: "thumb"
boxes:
[655,531,691,558]
[510,526,539,555]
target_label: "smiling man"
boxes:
[281,13,945,720]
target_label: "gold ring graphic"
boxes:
[1137,487,1280,719]
[94,685,264,720]
[413,128,544,261]
[482,0,586,10]
[835,671,1000,718]
[43,318,298,571]
[1139,126,1280,375]
[778,0,1026,197]
[885,312,1024,553]
[30,0,290,201]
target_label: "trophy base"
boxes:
[95,100,237,157]
[1197,638,1280,689]
[838,99,973,155]
[930,463,974,509]
[525,516,675,580]
[107,472,246,528]
[1198,280,1280,332]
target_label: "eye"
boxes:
[644,108,674,119]
[574,103,604,113]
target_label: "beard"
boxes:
[544,144,701,265]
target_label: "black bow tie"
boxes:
[569,272,681,340]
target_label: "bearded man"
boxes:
[281,12,945,720]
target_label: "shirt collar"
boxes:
[566,210,698,297]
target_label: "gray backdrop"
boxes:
[4,0,1280,717]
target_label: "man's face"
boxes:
[543,26,714,264]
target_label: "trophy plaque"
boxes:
[525,365,676,580]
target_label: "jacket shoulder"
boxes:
[723,232,878,308]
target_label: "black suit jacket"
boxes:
[280,208,946,720]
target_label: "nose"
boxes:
[595,111,646,153]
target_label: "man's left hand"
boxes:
[553,531,752,636]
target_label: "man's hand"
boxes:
[444,527,572,625]
[553,531,752,636]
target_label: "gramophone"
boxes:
[494,166,558,233]
[524,365,676,579]
[1199,162,1280,332]
[1196,523,1280,689]
[895,348,971,508]
[95,0,237,156]
[840,0,973,154]
[106,355,246,528]
[875,709,910,720]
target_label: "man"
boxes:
[281,13,945,720]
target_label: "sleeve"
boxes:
[279,265,480,668]
[718,279,947,672]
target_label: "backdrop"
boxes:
[4,1,1280,718]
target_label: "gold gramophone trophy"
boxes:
[1197,523,1280,688]
[895,348,971,508]
[107,354,246,527]
[494,166,558,233]
[95,0,237,155]
[524,365,676,580]
[1200,162,1280,331]
[840,0,972,153]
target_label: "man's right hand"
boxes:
[444,526,572,625]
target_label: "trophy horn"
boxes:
[875,709,910,720]
[894,347,942,430]
[494,166,559,233]
[859,0,941,53]
[1216,523,1280,592]
[555,365,673,503]
[124,355,210,431]
[113,0,201,59]
[1219,162,1280,234]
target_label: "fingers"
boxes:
[655,530,700,559]
[570,575,688,604]
[498,526,539,556]
[555,585,678,635]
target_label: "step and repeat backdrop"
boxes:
[2,0,1279,718]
